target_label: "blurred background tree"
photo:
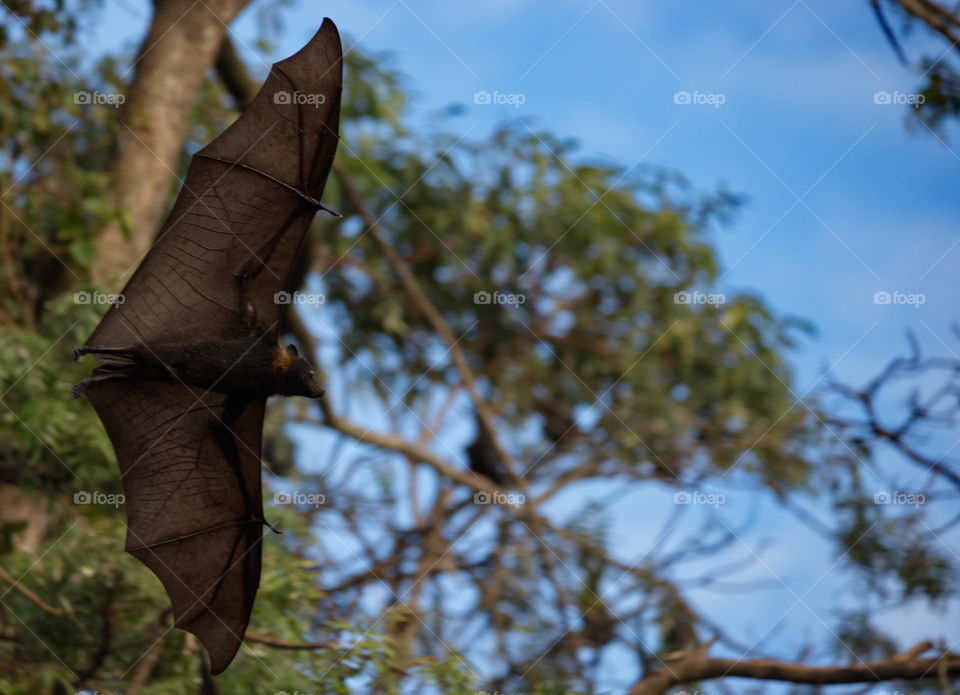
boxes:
[0,1,958,694]
[873,0,960,133]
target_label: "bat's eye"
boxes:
[309,371,316,379]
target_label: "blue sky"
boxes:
[89,1,958,689]
[92,2,960,385]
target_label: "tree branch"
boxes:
[0,565,64,615]
[628,642,959,695]
[332,159,523,485]
[124,610,172,695]
[214,33,257,109]
[244,631,340,650]
[322,409,500,494]
[895,0,960,47]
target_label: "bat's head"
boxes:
[274,344,325,398]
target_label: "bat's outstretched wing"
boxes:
[76,20,341,674]
[87,18,342,348]
[85,379,265,674]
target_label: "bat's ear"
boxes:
[286,343,299,357]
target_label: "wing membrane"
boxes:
[87,19,342,348]
[85,379,265,674]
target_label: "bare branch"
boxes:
[244,631,340,650]
[629,642,958,695]
[0,565,64,616]
[332,159,523,486]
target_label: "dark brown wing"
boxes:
[86,18,342,348]
[85,379,265,674]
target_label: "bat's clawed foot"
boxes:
[71,365,135,398]
[73,345,140,367]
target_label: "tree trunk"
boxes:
[91,0,254,287]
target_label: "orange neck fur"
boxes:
[272,346,293,372]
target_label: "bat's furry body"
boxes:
[73,339,324,399]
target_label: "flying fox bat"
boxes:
[466,413,514,487]
[72,19,342,674]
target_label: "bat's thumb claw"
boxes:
[319,203,341,218]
